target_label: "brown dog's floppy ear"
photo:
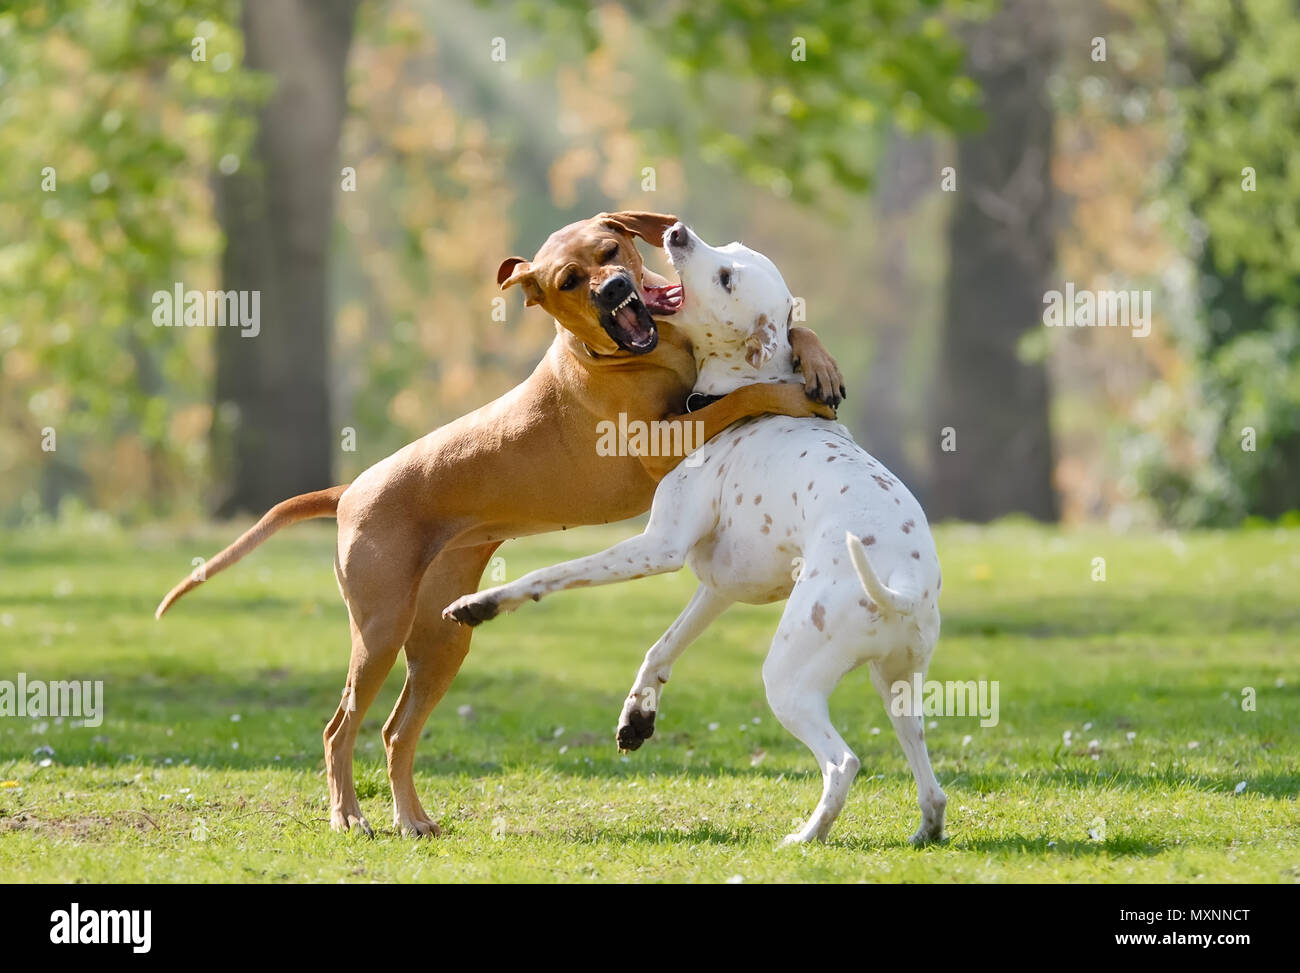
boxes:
[497,257,529,286]
[498,257,543,306]
[599,211,679,248]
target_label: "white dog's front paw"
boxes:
[443,591,509,626]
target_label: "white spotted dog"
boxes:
[444,223,945,846]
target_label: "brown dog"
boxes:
[155,211,844,837]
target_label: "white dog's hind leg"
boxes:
[618,584,731,751]
[764,590,861,845]
[869,659,946,845]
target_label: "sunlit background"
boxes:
[2,0,1297,528]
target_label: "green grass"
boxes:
[1,520,1297,883]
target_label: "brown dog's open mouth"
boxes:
[601,282,684,354]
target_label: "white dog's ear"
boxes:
[745,312,781,368]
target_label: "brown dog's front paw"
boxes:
[616,709,657,752]
[442,595,499,626]
[806,380,843,409]
[789,327,846,407]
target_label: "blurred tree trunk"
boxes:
[931,0,1059,522]
[212,0,360,515]
[859,132,934,497]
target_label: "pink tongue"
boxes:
[615,305,640,334]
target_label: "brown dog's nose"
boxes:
[596,273,633,308]
[666,222,690,249]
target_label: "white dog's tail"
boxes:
[846,532,917,617]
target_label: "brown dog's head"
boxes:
[497,211,684,355]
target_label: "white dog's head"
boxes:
[662,222,793,369]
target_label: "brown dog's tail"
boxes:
[154,484,348,619]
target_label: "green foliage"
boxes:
[0,1,263,521]
[1128,0,1300,524]
[497,0,988,202]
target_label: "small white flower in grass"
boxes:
[38,758,52,768]
[491,816,507,839]
[457,704,475,720]
[164,758,172,766]
[231,741,239,750]
[962,735,972,747]
[1126,731,1136,742]
[179,788,190,794]
[708,722,720,732]
[1087,816,1106,841]
[0,613,12,627]
[1083,721,1093,731]
[553,726,565,739]
[1234,781,1247,795]
[191,818,209,841]
[928,720,937,729]
[725,875,744,884]
[1047,841,1057,849]
[559,745,568,755]
[739,724,747,732]
[33,722,48,735]
[1276,678,1285,688]
[750,750,767,767]
[1088,739,1101,753]
[1187,740,1199,749]
[230,714,241,722]
[870,727,881,735]
[1063,730,1072,745]
[752,717,761,725]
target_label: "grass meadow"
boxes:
[1,520,1296,882]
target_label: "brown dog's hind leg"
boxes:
[325,529,430,836]
[382,542,500,837]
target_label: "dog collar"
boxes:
[581,341,621,360]
[685,391,725,413]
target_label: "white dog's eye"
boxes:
[719,267,732,292]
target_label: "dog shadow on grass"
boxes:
[821,833,1169,856]
[12,652,1295,807]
